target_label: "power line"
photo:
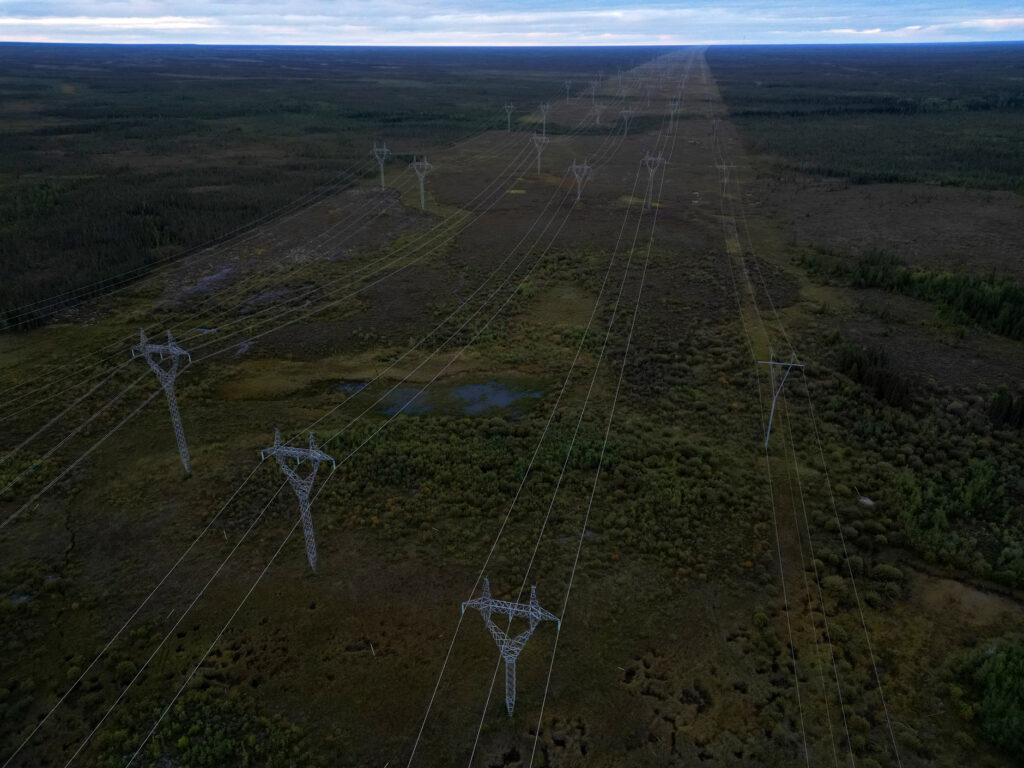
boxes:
[2,76,618,544]
[118,77,641,763]
[529,56,693,766]
[403,75,651,767]
[22,85,628,764]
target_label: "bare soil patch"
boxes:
[758,177,1024,281]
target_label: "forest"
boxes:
[0,44,669,328]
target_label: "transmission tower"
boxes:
[504,102,515,133]
[569,158,592,201]
[131,329,191,474]
[564,80,571,102]
[589,80,598,105]
[372,141,391,190]
[538,103,549,136]
[642,152,666,210]
[261,429,336,571]
[531,133,549,174]
[410,156,432,210]
[668,100,681,132]
[592,102,605,126]
[758,357,805,446]
[462,578,559,716]
[620,109,634,137]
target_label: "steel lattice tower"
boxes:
[131,329,191,474]
[504,102,515,133]
[669,100,681,132]
[373,141,391,190]
[569,159,592,201]
[620,109,635,137]
[758,356,805,446]
[531,133,549,174]
[261,429,336,571]
[462,578,559,716]
[410,156,432,211]
[642,152,666,210]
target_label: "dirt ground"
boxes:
[754,176,1024,281]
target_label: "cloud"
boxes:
[931,16,1024,31]
[798,14,1024,41]
[0,15,219,30]
[1,2,1023,44]
[822,27,883,34]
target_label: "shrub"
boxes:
[956,639,1024,759]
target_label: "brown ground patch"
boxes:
[909,570,1023,627]
[755,177,1024,281]
[835,289,1024,390]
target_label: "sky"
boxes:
[0,1,1023,46]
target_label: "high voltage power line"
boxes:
[707,48,903,766]
[2,72,638,495]
[0,106,521,403]
[2,71,643,764]
[1,75,602,434]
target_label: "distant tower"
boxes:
[564,79,572,103]
[462,578,559,716]
[716,163,736,186]
[668,100,681,132]
[758,356,805,446]
[531,133,549,174]
[592,103,605,127]
[373,141,391,190]
[642,152,666,210]
[538,103,549,136]
[620,109,635,137]
[131,330,191,474]
[410,156,432,210]
[589,80,598,105]
[261,429,336,571]
[504,102,515,133]
[569,159,592,201]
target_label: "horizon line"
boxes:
[2,39,1023,47]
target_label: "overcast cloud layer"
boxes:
[1,0,1023,45]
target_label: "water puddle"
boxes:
[336,379,542,417]
[452,382,542,415]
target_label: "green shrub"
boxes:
[956,639,1024,759]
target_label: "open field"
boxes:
[1,43,1023,767]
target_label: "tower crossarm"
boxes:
[261,443,335,467]
[463,594,557,625]
[131,329,191,361]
